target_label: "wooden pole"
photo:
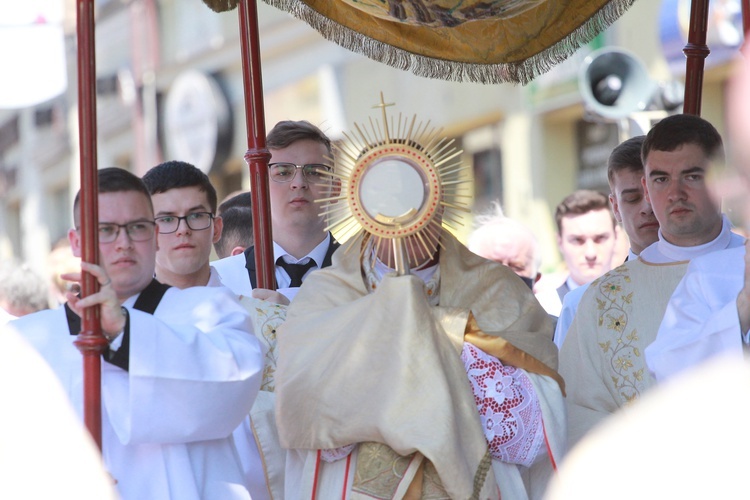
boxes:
[237,0,275,290]
[682,0,710,116]
[73,0,108,450]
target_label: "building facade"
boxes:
[0,0,742,277]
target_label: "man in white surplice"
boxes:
[276,227,567,500]
[645,46,750,382]
[559,114,745,448]
[143,159,287,500]
[10,167,263,500]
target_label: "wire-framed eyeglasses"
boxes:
[154,212,215,234]
[96,221,156,243]
[269,162,332,183]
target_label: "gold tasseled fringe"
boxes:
[200,0,238,13]
[201,0,638,86]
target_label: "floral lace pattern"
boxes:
[461,342,543,467]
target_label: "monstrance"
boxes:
[317,94,471,275]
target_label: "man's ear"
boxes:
[230,246,246,257]
[68,228,82,258]
[641,175,651,202]
[609,193,623,224]
[212,216,224,244]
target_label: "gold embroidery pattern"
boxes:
[593,267,645,404]
[353,442,415,499]
[353,442,450,499]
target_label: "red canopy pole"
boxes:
[73,0,108,449]
[238,0,275,289]
[742,0,750,38]
[682,0,710,116]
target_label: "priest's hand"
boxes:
[252,288,291,306]
[737,239,750,335]
[62,261,127,340]
[464,311,566,396]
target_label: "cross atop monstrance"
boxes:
[372,92,396,142]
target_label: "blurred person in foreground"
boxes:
[0,323,118,499]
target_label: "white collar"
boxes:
[274,233,330,266]
[640,214,733,263]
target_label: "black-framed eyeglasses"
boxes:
[269,162,332,183]
[97,221,156,243]
[154,212,214,234]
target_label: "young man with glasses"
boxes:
[213,120,339,304]
[142,160,224,289]
[10,167,263,499]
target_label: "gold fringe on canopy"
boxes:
[201,0,239,13]
[259,0,637,85]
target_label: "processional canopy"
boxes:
[203,0,638,85]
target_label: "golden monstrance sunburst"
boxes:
[317,93,472,273]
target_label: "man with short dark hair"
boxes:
[646,59,750,381]
[214,192,253,259]
[212,120,339,303]
[559,114,744,447]
[536,189,618,316]
[11,167,263,500]
[143,160,224,289]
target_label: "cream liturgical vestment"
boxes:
[11,285,264,500]
[275,231,565,500]
[559,259,689,447]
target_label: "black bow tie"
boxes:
[276,257,317,288]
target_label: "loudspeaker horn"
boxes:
[579,47,656,120]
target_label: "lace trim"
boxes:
[461,343,544,467]
[320,444,356,463]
